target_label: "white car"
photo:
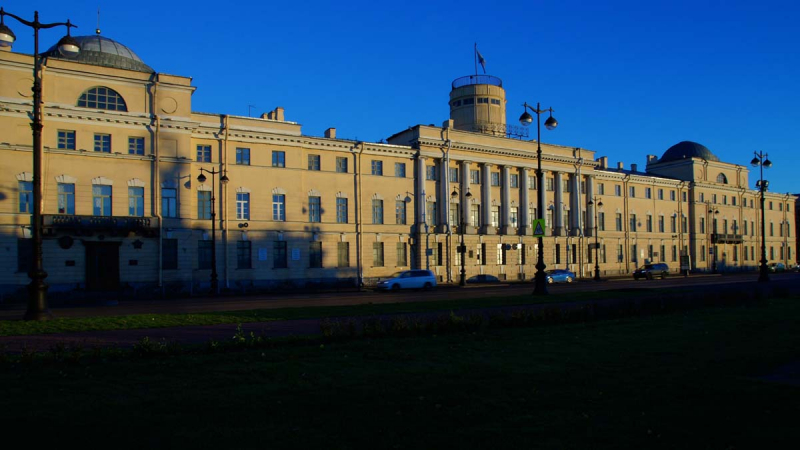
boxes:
[376,270,437,291]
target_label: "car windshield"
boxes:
[389,272,405,278]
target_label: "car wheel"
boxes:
[423,282,433,291]
[391,283,401,291]
[565,276,573,283]
[646,273,653,280]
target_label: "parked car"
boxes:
[768,262,786,273]
[376,270,437,291]
[546,269,575,284]
[633,263,669,280]
[466,274,500,284]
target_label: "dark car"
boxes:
[546,269,576,284]
[768,262,786,273]
[633,263,669,280]
[466,274,500,284]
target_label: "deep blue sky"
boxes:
[5,0,798,194]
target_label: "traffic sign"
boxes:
[532,219,546,237]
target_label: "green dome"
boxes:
[42,35,153,73]
[660,141,719,163]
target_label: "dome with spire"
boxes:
[41,34,153,73]
[660,141,719,163]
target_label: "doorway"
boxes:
[85,241,121,291]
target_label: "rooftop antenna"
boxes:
[247,104,256,117]
[96,8,101,35]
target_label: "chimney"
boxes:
[275,107,284,121]
[324,128,336,139]
[617,162,624,170]
[631,163,638,173]
[596,156,608,169]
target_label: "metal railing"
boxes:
[452,75,503,89]
[44,214,155,233]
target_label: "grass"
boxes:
[2,296,799,449]
[0,288,644,336]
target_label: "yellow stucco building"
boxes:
[0,33,796,299]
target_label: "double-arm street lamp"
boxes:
[750,151,772,282]
[588,197,603,281]
[0,9,80,320]
[197,168,229,294]
[519,102,558,296]
[450,186,472,286]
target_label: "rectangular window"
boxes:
[196,144,211,162]
[308,196,321,222]
[198,240,212,270]
[395,163,406,178]
[128,137,145,155]
[236,148,250,165]
[477,97,489,104]
[546,178,555,191]
[18,181,33,213]
[683,192,687,202]
[598,183,605,195]
[671,216,677,233]
[491,172,500,186]
[236,193,250,220]
[563,180,571,193]
[658,189,663,200]
[373,242,384,267]
[128,187,144,217]
[615,185,621,196]
[615,213,622,231]
[93,185,112,216]
[617,244,624,263]
[510,207,518,228]
[237,241,252,269]
[470,204,481,227]
[470,170,481,185]
[198,191,211,219]
[670,191,676,201]
[308,154,321,171]
[17,239,33,273]
[496,244,506,265]
[479,243,486,265]
[57,183,75,215]
[699,193,705,203]
[371,160,383,176]
[723,196,728,205]
[395,200,406,225]
[646,214,653,232]
[337,242,350,267]
[162,188,177,218]
[645,187,652,199]
[599,212,605,231]
[94,134,111,153]
[426,165,437,181]
[631,244,638,262]
[57,130,76,150]
[273,241,287,268]
[336,157,348,173]
[629,186,635,198]
[396,243,407,267]
[309,242,322,268]
[449,167,459,183]
[336,198,348,224]
[162,239,178,270]
[555,244,561,264]
[430,244,440,266]
[630,214,637,232]
[372,199,384,224]
[426,202,438,226]
[490,206,499,227]
[272,151,286,168]
[529,175,537,190]
[510,174,519,188]
[272,194,286,221]
[658,215,665,233]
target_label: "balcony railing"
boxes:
[44,214,157,236]
[711,233,743,244]
[452,75,503,89]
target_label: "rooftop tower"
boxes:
[449,74,517,137]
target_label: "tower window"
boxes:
[477,97,489,104]
[463,98,474,105]
[451,100,461,107]
[490,98,500,105]
[77,86,127,111]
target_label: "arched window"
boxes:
[77,86,128,111]
[716,173,727,184]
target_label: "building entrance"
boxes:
[84,241,121,291]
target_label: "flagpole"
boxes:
[474,43,477,76]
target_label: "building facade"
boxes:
[0,34,796,299]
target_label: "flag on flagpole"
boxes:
[475,45,486,74]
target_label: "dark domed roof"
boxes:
[660,141,719,163]
[42,35,153,73]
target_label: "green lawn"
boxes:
[0,289,642,336]
[2,297,799,449]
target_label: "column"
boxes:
[570,173,581,235]
[415,156,426,227]
[439,158,448,232]
[501,165,511,234]
[481,163,493,234]
[461,161,472,231]
[586,176,595,237]
[554,171,564,236]
[520,168,530,235]
[538,170,547,232]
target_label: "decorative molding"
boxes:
[336,191,348,198]
[197,183,211,192]
[308,189,321,197]
[92,176,113,185]
[236,186,251,193]
[372,193,384,200]
[127,178,145,188]
[16,172,32,182]
[272,187,287,195]
[55,174,77,184]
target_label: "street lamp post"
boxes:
[519,102,558,296]
[197,168,229,294]
[0,9,80,320]
[450,186,472,286]
[588,197,603,281]
[750,151,772,282]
